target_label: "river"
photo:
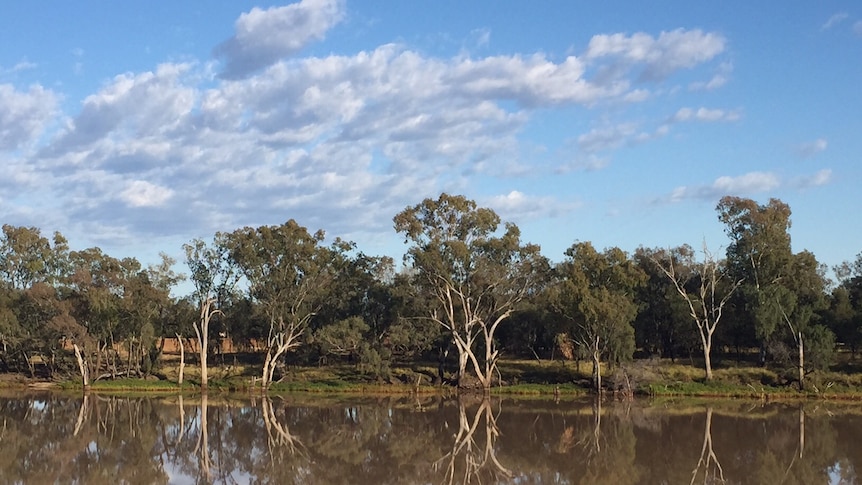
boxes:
[0,392,857,484]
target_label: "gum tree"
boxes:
[650,244,742,381]
[394,193,546,391]
[225,220,345,389]
[718,196,832,388]
[552,242,645,392]
[183,235,239,389]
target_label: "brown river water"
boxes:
[0,392,858,484]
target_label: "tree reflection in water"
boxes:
[260,395,304,462]
[0,393,860,483]
[689,406,725,484]
[434,396,511,484]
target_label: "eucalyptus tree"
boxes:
[0,225,69,368]
[224,220,346,388]
[830,251,862,356]
[0,224,69,289]
[394,193,547,390]
[632,247,696,361]
[650,244,742,381]
[717,196,793,359]
[769,250,832,388]
[139,253,185,370]
[183,235,240,389]
[551,242,645,392]
[718,196,833,386]
[65,248,143,382]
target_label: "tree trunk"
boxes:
[176,333,185,385]
[455,340,469,388]
[592,335,602,393]
[199,330,208,389]
[195,298,217,390]
[73,344,90,388]
[261,349,274,389]
[797,331,804,391]
[701,331,713,381]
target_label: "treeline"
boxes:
[0,193,860,391]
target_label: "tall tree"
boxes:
[183,235,239,389]
[718,196,833,386]
[394,193,546,391]
[552,242,645,392]
[225,220,346,388]
[65,248,141,382]
[717,196,793,360]
[831,251,862,356]
[0,225,68,290]
[650,244,742,381]
[632,247,696,361]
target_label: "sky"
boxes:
[1,0,860,287]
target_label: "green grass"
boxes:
[17,352,862,400]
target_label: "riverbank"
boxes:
[6,357,862,400]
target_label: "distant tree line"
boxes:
[0,193,859,392]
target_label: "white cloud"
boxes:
[670,172,780,202]
[577,123,638,154]
[794,169,832,188]
[486,190,580,221]
[214,0,345,79]
[45,63,196,155]
[822,13,849,30]
[0,84,60,150]
[120,180,174,207]
[797,138,827,158]
[690,61,732,91]
[854,20,862,36]
[671,107,741,123]
[585,28,725,80]
[15,18,733,254]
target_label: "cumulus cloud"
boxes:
[0,84,60,150]
[585,29,725,80]
[120,180,174,207]
[44,63,196,156]
[214,0,345,79]
[797,138,827,158]
[14,10,731,255]
[577,123,639,154]
[669,172,780,202]
[486,190,580,221]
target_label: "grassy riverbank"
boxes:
[10,355,862,400]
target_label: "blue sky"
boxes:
[1,0,860,285]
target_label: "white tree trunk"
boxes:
[194,297,218,390]
[593,335,602,393]
[176,333,185,385]
[798,331,804,391]
[73,343,90,388]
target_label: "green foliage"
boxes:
[357,342,392,381]
[394,193,548,388]
[804,324,836,372]
[314,316,369,359]
[551,242,645,386]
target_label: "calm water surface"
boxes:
[0,392,858,484]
